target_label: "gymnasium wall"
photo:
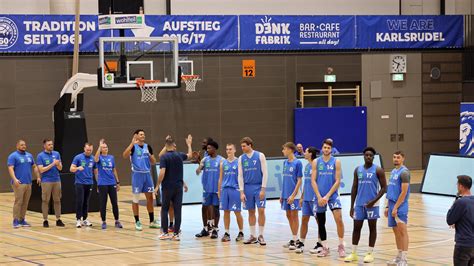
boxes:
[0,53,361,192]
[1,0,474,15]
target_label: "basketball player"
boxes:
[238,137,268,245]
[345,147,387,263]
[385,151,410,266]
[298,146,321,254]
[70,143,96,228]
[8,140,40,228]
[193,137,213,233]
[280,142,303,250]
[195,140,223,239]
[36,139,65,227]
[122,129,160,231]
[311,139,345,257]
[218,143,244,242]
[94,139,122,230]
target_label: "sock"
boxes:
[300,238,305,243]
[322,240,328,248]
[250,226,256,237]
[169,222,174,228]
[134,215,139,222]
[352,245,358,253]
[293,235,297,241]
[368,247,374,253]
[204,225,208,231]
[401,251,407,260]
[208,220,213,228]
[339,238,344,245]
[397,250,402,258]
[148,212,154,223]
[259,225,265,236]
[318,237,322,243]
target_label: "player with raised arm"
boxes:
[122,129,160,231]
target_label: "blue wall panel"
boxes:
[294,107,367,153]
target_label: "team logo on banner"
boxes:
[0,17,18,49]
[255,16,291,45]
[460,108,474,156]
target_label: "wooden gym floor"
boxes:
[0,171,455,265]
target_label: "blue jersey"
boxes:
[387,166,410,203]
[315,156,339,200]
[222,159,239,189]
[355,164,380,207]
[97,155,116,186]
[7,151,35,184]
[36,151,61,183]
[303,162,315,202]
[72,153,96,185]
[131,144,151,173]
[240,151,263,185]
[202,155,223,193]
[281,159,303,199]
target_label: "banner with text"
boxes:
[239,15,356,50]
[0,15,463,53]
[357,15,463,49]
[0,15,107,53]
[122,15,238,50]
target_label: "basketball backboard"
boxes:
[98,36,179,90]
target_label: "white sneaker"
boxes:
[387,257,401,266]
[83,220,92,227]
[76,220,82,228]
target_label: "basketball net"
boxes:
[182,75,201,92]
[136,79,160,103]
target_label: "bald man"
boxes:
[8,140,40,228]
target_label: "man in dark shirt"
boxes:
[155,135,193,241]
[447,175,474,266]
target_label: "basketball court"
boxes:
[0,184,455,265]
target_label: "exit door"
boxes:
[371,97,422,169]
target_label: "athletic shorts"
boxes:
[302,200,315,216]
[281,199,301,211]
[354,206,380,220]
[315,196,342,213]
[243,184,266,210]
[220,187,241,211]
[388,200,408,227]
[132,172,154,194]
[202,192,219,206]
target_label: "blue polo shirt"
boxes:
[72,153,96,185]
[7,151,35,184]
[36,151,61,183]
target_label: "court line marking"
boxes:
[24,229,134,254]
[8,256,44,266]
[385,238,453,252]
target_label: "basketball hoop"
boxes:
[136,79,160,103]
[181,75,201,92]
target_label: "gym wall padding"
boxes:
[294,106,367,153]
